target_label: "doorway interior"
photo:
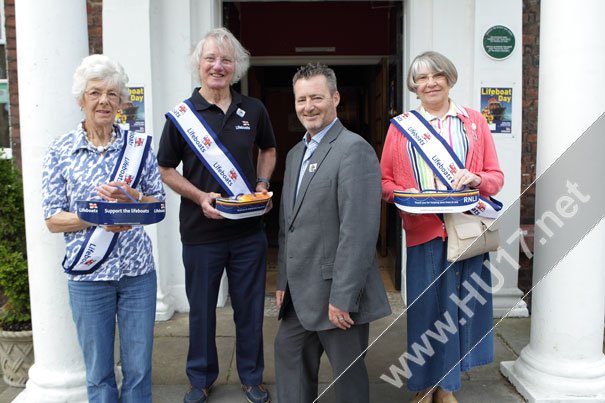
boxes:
[224,1,403,289]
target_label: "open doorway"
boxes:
[224,0,403,289]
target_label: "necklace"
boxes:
[84,129,116,153]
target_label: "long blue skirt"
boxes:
[405,237,494,392]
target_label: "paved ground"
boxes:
[0,293,530,402]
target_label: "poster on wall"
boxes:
[0,82,8,104]
[116,86,145,133]
[480,87,512,134]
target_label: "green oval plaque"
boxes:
[483,25,515,60]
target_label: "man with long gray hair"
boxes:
[158,28,276,403]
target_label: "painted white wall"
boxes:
[403,0,526,317]
[475,0,525,316]
[403,0,475,110]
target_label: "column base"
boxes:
[12,363,87,402]
[501,346,605,402]
[493,287,529,318]
[155,291,175,321]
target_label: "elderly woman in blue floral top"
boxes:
[41,54,165,403]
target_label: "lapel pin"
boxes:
[309,163,317,173]
[236,108,246,117]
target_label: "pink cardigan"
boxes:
[380,107,504,247]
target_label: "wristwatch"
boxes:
[256,177,270,189]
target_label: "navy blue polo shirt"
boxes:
[157,88,276,244]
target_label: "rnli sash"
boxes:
[391,110,502,218]
[166,100,254,196]
[63,130,152,275]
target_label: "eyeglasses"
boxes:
[202,56,234,67]
[85,90,121,103]
[414,72,447,85]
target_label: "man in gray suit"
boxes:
[275,62,391,403]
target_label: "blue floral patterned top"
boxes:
[42,122,166,281]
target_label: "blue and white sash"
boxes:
[63,130,152,275]
[391,110,502,218]
[166,100,254,196]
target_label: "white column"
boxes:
[500,1,605,401]
[103,0,176,320]
[13,1,89,401]
[102,0,222,314]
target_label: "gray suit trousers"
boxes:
[275,306,370,403]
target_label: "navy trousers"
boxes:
[182,230,267,389]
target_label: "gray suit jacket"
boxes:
[277,120,391,331]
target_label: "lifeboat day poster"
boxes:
[480,87,512,134]
[116,86,145,133]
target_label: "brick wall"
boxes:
[518,0,540,301]
[521,0,540,226]
[87,0,103,55]
[4,0,19,168]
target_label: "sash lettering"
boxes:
[166,100,254,196]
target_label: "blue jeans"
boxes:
[183,230,267,389]
[68,271,157,403]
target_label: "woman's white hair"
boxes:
[72,54,129,105]
[190,27,250,85]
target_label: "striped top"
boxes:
[407,100,469,190]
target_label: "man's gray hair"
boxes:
[191,27,250,85]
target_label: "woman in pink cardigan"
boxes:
[380,51,504,403]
